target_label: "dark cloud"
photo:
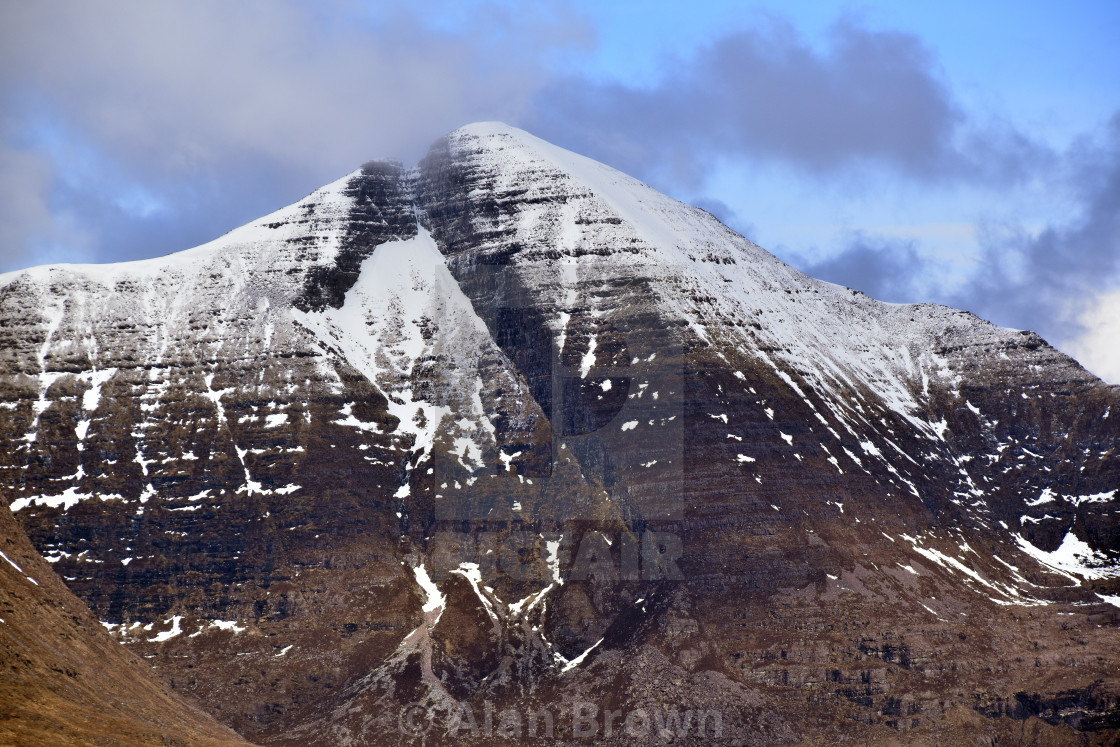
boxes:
[533,18,951,182]
[780,114,1120,355]
[795,235,923,304]
[530,15,1053,191]
[689,197,756,240]
[950,114,1120,342]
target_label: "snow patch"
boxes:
[414,564,445,616]
[208,619,247,633]
[150,615,184,643]
[560,637,604,673]
[264,413,288,428]
[1015,531,1120,582]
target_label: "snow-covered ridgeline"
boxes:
[0,170,358,292]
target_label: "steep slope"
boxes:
[0,503,251,745]
[0,122,1117,743]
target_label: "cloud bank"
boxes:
[530,15,1058,188]
[0,0,586,268]
[1,2,1116,381]
[796,114,1120,378]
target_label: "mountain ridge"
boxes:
[0,121,1117,744]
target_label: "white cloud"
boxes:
[1065,290,1120,386]
[0,1,581,174]
[0,0,591,271]
[0,137,98,270]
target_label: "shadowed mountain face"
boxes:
[1,123,1118,744]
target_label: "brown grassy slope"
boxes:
[0,504,254,746]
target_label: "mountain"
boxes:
[1,122,1118,744]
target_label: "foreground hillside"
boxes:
[0,504,252,745]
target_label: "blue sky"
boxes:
[2,0,1118,381]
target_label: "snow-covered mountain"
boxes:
[2,123,1118,743]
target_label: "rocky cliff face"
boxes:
[1,123,1118,744]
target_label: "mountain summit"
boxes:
[2,123,1118,743]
